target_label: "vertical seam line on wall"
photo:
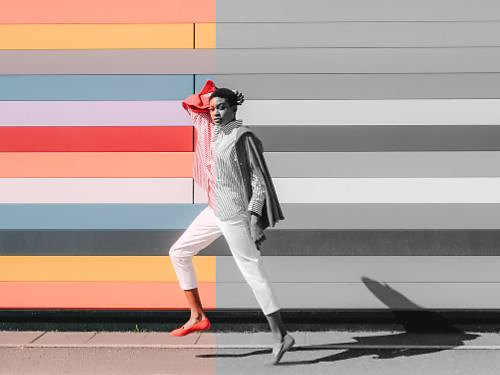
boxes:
[192,22,196,205]
[193,23,196,49]
[192,72,195,204]
[192,118,195,204]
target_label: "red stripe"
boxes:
[0,126,193,152]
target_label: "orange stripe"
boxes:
[0,256,215,282]
[0,24,193,50]
[0,152,193,178]
[195,23,216,49]
[0,0,216,23]
[0,282,216,309]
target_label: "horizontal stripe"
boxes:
[195,23,216,49]
[0,50,215,74]
[0,101,189,126]
[217,282,500,309]
[209,48,499,74]
[195,73,500,100]
[277,204,500,229]
[2,48,500,74]
[237,230,500,256]
[0,256,215,282]
[13,150,494,180]
[2,204,500,229]
[2,103,489,146]
[0,178,193,203]
[265,152,500,178]
[0,0,215,23]
[217,0,500,22]
[239,99,500,126]
[217,256,500,282]
[273,178,500,203]
[0,204,206,229]
[215,22,500,48]
[0,282,215,309]
[0,152,193,178]
[0,75,193,100]
[253,125,500,151]
[3,230,500,256]
[0,24,194,49]
[0,127,193,152]
[195,177,500,203]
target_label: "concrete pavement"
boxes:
[1,329,500,374]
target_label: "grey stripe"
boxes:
[217,256,500,282]
[278,203,500,229]
[196,73,500,100]
[217,283,500,309]
[211,48,500,74]
[0,230,209,256]
[265,152,500,177]
[253,125,500,151]
[3,230,500,256]
[217,0,500,22]
[216,22,500,48]
[3,48,500,74]
[0,50,214,74]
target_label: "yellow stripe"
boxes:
[0,24,194,49]
[0,256,216,282]
[195,23,216,48]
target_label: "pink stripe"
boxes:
[0,101,190,126]
[0,178,193,203]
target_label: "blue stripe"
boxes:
[0,75,194,100]
[0,204,206,229]
[195,75,216,92]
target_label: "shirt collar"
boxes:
[215,118,243,136]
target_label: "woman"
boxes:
[168,80,294,364]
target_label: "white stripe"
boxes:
[238,99,500,125]
[273,177,500,203]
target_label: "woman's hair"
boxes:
[209,88,239,107]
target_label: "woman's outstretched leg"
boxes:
[169,288,210,336]
[168,206,221,336]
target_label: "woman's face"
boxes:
[209,97,236,126]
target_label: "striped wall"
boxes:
[1,0,500,311]
[0,0,217,310]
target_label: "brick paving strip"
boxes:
[0,330,499,350]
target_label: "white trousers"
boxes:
[169,206,280,315]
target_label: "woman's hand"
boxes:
[250,214,265,246]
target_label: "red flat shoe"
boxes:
[169,318,211,337]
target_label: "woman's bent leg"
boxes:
[215,212,280,316]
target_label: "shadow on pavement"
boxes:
[197,277,481,366]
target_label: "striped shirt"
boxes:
[212,119,265,220]
[185,107,265,220]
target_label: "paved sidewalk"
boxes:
[1,329,500,374]
[0,329,499,349]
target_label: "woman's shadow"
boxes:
[197,277,480,366]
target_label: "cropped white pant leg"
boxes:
[169,205,280,315]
